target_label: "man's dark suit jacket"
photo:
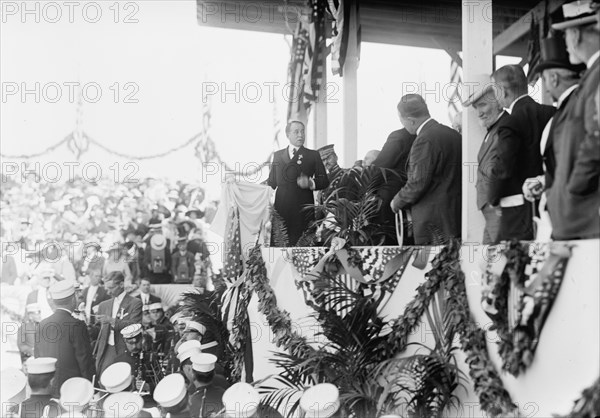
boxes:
[94,293,143,369]
[268,146,329,246]
[490,96,555,202]
[476,112,509,209]
[372,128,417,238]
[136,292,162,305]
[81,285,110,325]
[34,309,96,396]
[547,58,600,240]
[392,120,462,245]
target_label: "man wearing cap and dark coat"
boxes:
[372,128,417,244]
[94,271,143,377]
[188,353,225,418]
[546,0,600,240]
[20,357,60,418]
[34,280,96,397]
[391,94,462,245]
[463,79,509,244]
[521,35,586,240]
[268,121,329,246]
[171,237,195,284]
[491,65,555,241]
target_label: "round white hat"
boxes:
[153,373,186,408]
[176,339,201,355]
[49,279,75,299]
[142,304,150,312]
[169,311,183,324]
[26,303,41,313]
[300,383,340,418]
[148,302,163,311]
[178,346,202,363]
[191,352,217,373]
[60,377,94,411]
[0,367,27,404]
[185,320,207,335]
[103,392,144,418]
[222,382,260,418]
[26,357,57,374]
[150,234,166,251]
[121,323,143,339]
[100,362,133,393]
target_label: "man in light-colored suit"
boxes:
[464,83,508,244]
[94,271,143,378]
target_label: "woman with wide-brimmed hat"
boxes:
[102,242,133,291]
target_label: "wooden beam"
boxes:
[493,0,564,55]
[431,36,463,67]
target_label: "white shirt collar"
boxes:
[557,84,578,108]
[416,118,433,136]
[506,94,529,114]
[114,290,126,304]
[587,51,600,68]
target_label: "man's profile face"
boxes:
[286,122,305,148]
[564,28,583,64]
[474,93,502,129]
[89,271,102,286]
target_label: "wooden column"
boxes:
[313,58,328,149]
[342,1,358,167]
[462,0,493,243]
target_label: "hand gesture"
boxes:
[297,174,310,189]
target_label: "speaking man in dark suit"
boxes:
[372,128,417,244]
[547,2,600,240]
[491,65,555,240]
[391,94,462,245]
[34,280,96,396]
[464,83,509,244]
[268,120,329,246]
[94,271,143,377]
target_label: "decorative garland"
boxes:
[558,377,600,418]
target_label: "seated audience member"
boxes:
[491,65,555,240]
[172,237,195,284]
[372,126,417,245]
[20,357,60,418]
[136,277,162,306]
[391,94,462,245]
[546,1,600,240]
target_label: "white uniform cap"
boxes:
[148,302,163,311]
[153,373,186,408]
[26,357,57,374]
[49,279,75,299]
[100,362,133,393]
[0,368,27,404]
[26,303,41,313]
[142,304,150,312]
[176,339,201,356]
[191,352,217,373]
[300,383,340,418]
[222,382,260,418]
[121,323,143,339]
[103,392,144,418]
[60,377,94,411]
[185,320,207,335]
[169,311,183,324]
[178,346,202,363]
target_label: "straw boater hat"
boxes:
[552,0,598,30]
[461,73,496,107]
[222,382,261,418]
[100,362,133,393]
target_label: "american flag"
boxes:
[286,22,309,123]
[302,0,327,109]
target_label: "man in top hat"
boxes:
[463,78,509,244]
[391,94,462,245]
[189,353,225,418]
[546,0,600,240]
[17,303,42,362]
[522,35,587,240]
[34,280,96,397]
[491,65,555,241]
[372,126,417,245]
[20,357,60,418]
[267,120,329,246]
[171,236,195,284]
[94,271,143,377]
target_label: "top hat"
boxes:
[552,0,597,30]
[531,36,587,75]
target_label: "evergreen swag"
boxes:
[243,240,515,417]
